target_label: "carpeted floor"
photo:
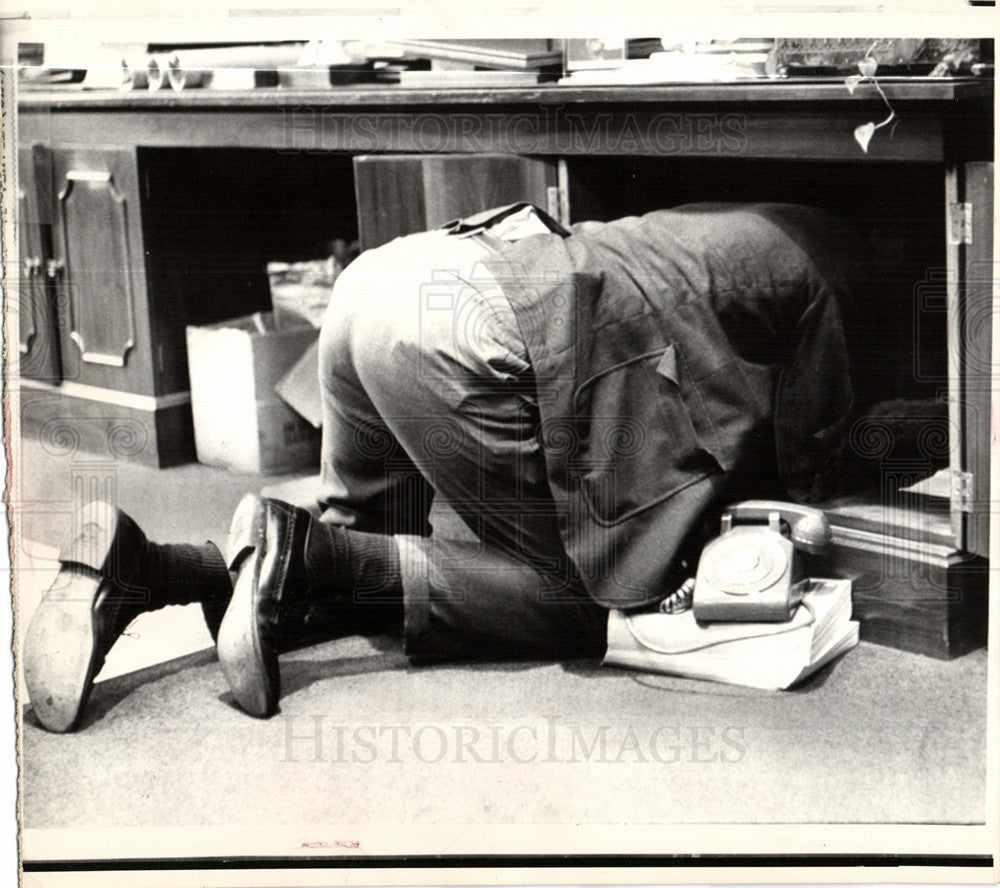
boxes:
[14,435,990,830]
[20,637,988,828]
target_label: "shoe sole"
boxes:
[217,495,278,717]
[225,493,266,569]
[23,501,124,733]
[23,571,106,733]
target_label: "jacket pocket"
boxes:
[572,343,728,527]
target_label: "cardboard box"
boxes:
[186,312,320,474]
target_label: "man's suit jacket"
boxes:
[482,203,854,609]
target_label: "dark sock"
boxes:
[142,542,232,607]
[304,524,404,634]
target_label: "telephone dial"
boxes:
[692,500,832,623]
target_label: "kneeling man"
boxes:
[24,202,854,731]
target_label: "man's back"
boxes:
[485,204,855,607]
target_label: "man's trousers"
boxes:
[316,230,609,660]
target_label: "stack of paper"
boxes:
[605,578,858,690]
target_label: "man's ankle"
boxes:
[304,523,404,633]
[142,541,232,607]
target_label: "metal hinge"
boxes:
[951,469,974,512]
[948,202,973,245]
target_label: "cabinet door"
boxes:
[17,146,60,381]
[354,154,558,250]
[947,162,992,558]
[48,148,155,395]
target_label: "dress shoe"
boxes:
[216,495,317,717]
[24,502,154,733]
[23,501,234,732]
[216,493,361,717]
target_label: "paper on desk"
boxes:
[898,467,952,499]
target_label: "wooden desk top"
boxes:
[17,77,991,111]
[17,78,992,162]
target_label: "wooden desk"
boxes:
[17,79,990,158]
[13,80,993,656]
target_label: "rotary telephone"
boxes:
[691,500,832,623]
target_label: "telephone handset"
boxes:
[692,500,832,623]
